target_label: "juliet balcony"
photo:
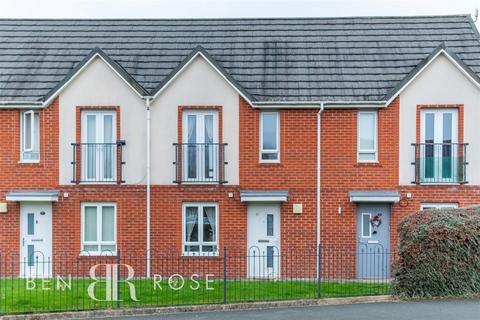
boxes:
[71,141,126,184]
[173,143,228,184]
[411,143,468,184]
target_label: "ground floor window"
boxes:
[81,202,116,255]
[183,202,218,256]
[420,203,459,210]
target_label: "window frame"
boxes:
[420,203,459,210]
[182,202,219,256]
[80,202,117,256]
[20,110,40,163]
[259,111,280,163]
[357,111,378,163]
[181,110,219,182]
[80,110,117,183]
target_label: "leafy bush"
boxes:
[392,206,480,298]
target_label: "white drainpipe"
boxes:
[317,103,324,250]
[145,96,152,277]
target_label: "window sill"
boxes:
[418,182,461,186]
[79,251,117,257]
[18,160,40,164]
[181,252,219,258]
[259,160,281,164]
[355,161,381,167]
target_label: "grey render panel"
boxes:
[1,15,480,103]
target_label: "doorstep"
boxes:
[2,295,397,319]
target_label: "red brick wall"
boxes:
[0,98,59,256]
[239,96,317,253]
[320,98,400,251]
[0,98,59,190]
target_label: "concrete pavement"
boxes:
[102,299,480,320]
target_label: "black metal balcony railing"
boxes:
[71,141,126,184]
[411,143,468,184]
[173,143,228,184]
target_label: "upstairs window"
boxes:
[260,112,280,162]
[81,111,116,182]
[358,111,378,162]
[20,110,40,162]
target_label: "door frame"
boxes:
[355,203,391,279]
[19,202,53,278]
[247,203,281,278]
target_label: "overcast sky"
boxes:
[1,0,480,23]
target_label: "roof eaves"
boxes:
[150,45,255,106]
[384,43,480,106]
[42,47,148,107]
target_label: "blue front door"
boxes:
[356,203,391,279]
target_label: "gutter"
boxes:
[144,96,152,278]
[317,103,324,262]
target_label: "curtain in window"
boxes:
[185,207,198,242]
[86,115,97,179]
[84,206,97,242]
[101,206,115,241]
[103,115,114,180]
[24,112,32,150]
[262,113,277,150]
[204,115,214,178]
[203,206,216,242]
[33,113,40,153]
[187,115,197,179]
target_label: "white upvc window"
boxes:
[358,111,378,162]
[81,111,117,182]
[182,203,218,256]
[420,203,459,210]
[260,112,280,162]
[81,203,116,255]
[182,110,219,182]
[20,110,40,162]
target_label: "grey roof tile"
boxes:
[1,15,480,103]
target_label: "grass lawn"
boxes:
[0,278,390,315]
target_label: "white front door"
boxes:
[20,202,52,278]
[247,203,280,278]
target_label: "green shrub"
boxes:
[392,206,480,298]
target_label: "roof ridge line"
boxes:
[0,14,471,22]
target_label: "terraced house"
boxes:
[1,15,480,279]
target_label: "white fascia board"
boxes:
[6,195,59,202]
[252,101,387,109]
[349,196,400,203]
[152,52,254,106]
[0,103,43,109]
[385,49,480,106]
[240,196,288,203]
[42,53,144,107]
